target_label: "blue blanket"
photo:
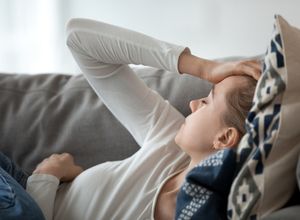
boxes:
[175,149,237,220]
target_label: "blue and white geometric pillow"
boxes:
[175,149,237,220]
[227,15,300,219]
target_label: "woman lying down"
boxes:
[26,18,261,220]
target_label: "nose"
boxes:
[189,99,199,113]
[189,98,206,113]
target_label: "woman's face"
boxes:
[175,76,243,161]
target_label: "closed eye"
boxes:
[199,98,209,107]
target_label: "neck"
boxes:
[174,158,201,189]
[180,159,200,179]
[173,152,216,193]
[178,152,215,184]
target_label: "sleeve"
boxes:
[66,18,186,147]
[26,174,60,220]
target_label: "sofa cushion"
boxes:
[0,67,211,172]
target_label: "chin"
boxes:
[174,132,188,154]
[174,128,182,146]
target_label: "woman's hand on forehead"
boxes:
[178,48,262,84]
[204,59,262,84]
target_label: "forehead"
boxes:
[214,76,246,95]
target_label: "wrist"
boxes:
[33,167,63,180]
[178,48,212,79]
[201,59,219,81]
[178,48,192,74]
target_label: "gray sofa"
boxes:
[0,66,211,172]
[0,66,299,219]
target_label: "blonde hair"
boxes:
[223,76,257,137]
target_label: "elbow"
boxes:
[65,18,88,53]
[66,18,81,36]
[66,18,92,44]
[66,17,97,37]
[65,18,81,47]
[65,18,98,50]
[65,19,76,49]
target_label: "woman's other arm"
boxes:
[26,153,83,220]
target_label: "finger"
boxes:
[70,166,83,179]
[233,60,261,79]
[61,152,74,161]
[74,165,84,175]
[244,64,261,80]
[40,158,49,164]
[245,60,262,72]
[62,166,84,182]
[244,60,262,72]
[240,64,261,80]
[251,64,262,80]
[61,152,72,157]
[50,154,60,159]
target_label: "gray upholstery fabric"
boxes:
[0,66,211,173]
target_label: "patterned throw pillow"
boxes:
[227,15,300,219]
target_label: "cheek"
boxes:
[175,110,216,150]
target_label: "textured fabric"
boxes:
[175,149,237,220]
[27,174,59,220]
[0,153,45,220]
[227,15,300,219]
[26,18,191,220]
[0,152,28,189]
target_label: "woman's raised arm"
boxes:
[66,18,186,148]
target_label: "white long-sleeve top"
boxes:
[26,18,190,220]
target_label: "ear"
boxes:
[212,127,240,150]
